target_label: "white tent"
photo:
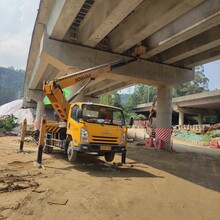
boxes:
[0,99,34,125]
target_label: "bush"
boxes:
[202,130,220,141]
[0,115,18,131]
[134,114,147,120]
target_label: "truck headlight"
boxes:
[81,128,89,142]
[120,132,126,145]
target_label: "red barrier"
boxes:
[155,139,163,150]
[145,138,154,148]
[209,140,220,148]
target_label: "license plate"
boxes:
[100,146,111,151]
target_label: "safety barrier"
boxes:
[173,124,210,134]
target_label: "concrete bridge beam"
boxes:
[27,90,45,103]
[47,0,84,40]
[108,0,203,53]
[77,0,143,47]
[29,57,48,90]
[158,25,220,64]
[37,33,193,90]
[175,45,220,68]
[90,82,133,97]
[84,79,126,96]
[68,83,99,103]
[142,0,220,59]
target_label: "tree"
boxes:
[0,66,25,105]
[0,115,17,131]
[126,84,157,107]
[0,84,16,105]
[173,65,209,97]
[99,92,122,107]
[120,85,157,119]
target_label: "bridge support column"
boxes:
[156,85,172,150]
[35,101,45,130]
[197,113,203,125]
[178,111,184,126]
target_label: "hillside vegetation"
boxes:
[0,67,25,105]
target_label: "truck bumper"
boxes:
[73,144,126,153]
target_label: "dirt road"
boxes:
[0,136,220,220]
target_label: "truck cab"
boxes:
[66,102,127,163]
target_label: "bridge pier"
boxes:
[197,113,203,125]
[35,101,45,130]
[156,85,172,150]
[178,111,184,126]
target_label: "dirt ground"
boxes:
[0,136,220,220]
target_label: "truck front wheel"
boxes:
[67,141,78,164]
[104,152,115,162]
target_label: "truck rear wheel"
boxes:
[43,145,53,154]
[43,136,53,153]
[104,152,115,162]
[67,141,78,164]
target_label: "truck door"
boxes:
[67,104,81,145]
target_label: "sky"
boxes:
[0,0,40,69]
[0,0,220,91]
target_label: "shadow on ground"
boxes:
[39,142,220,192]
[126,143,220,193]
[43,149,162,179]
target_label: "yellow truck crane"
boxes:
[35,59,136,165]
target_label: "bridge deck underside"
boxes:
[25,0,220,102]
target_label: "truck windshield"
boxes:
[82,104,125,126]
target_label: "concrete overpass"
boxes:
[24,0,220,149]
[134,89,220,125]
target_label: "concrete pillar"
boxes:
[35,101,45,130]
[197,113,203,125]
[156,85,172,150]
[178,111,184,126]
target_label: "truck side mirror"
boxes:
[129,117,134,126]
[76,108,83,119]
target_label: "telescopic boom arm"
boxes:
[43,58,137,122]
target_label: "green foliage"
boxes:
[202,130,220,142]
[126,85,157,106]
[120,93,130,105]
[100,92,122,107]
[0,67,25,105]
[122,85,156,119]
[0,115,18,131]
[133,114,147,120]
[173,65,209,97]
[203,115,218,124]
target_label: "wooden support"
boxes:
[36,115,47,164]
[19,118,27,152]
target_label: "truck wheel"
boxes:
[43,145,53,154]
[104,152,115,162]
[67,141,78,164]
